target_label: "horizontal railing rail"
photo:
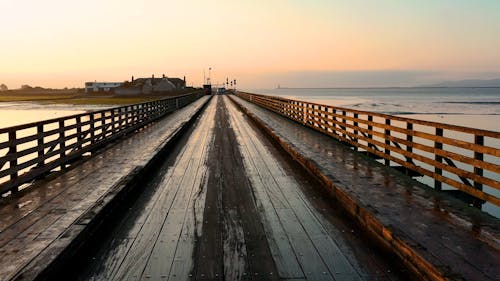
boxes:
[0,91,204,196]
[236,92,500,207]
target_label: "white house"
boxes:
[85,82,124,93]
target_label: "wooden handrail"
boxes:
[0,92,204,196]
[236,91,500,207]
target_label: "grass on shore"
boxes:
[0,93,186,105]
[0,94,78,102]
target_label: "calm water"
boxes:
[0,102,106,189]
[0,102,110,129]
[248,87,500,116]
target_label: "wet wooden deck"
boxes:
[0,97,210,281]
[0,94,498,281]
[54,95,409,280]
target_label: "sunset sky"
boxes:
[1,0,500,88]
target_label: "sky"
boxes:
[1,0,500,89]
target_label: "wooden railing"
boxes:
[0,92,204,196]
[236,92,500,207]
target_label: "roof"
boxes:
[167,78,185,85]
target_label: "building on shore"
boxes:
[84,82,123,93]
[115,75,186,95]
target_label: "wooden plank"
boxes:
[227,105,304,278]
[279,210,337,280]
[159,99,214,280]
[227,96,348,280]
[232,97,362,281]
[111,97,214,281]
[220,209,247,280]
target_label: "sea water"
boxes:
[0,102,111,129]
[249,87,500,118]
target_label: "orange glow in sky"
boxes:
[1,0,500,88]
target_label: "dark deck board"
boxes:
[108,97,216,281]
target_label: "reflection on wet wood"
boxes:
[106,96,215,281]
[225,95,362,280]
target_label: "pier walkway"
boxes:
[60,95,406,281]
[0,94,498,281]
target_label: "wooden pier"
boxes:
[0,93,498,281]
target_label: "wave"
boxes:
[435,101,500,105]
[388,112,500,115]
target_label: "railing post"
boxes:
[59,120,65,169]
[332,110,338,136]
[293,101,296,119]
[37,125,44,166]
[132,106,137,126]
[160,101,165,116]
[111,109,116,134]
[8,131,18,193]
[312,104,316,125]
[118,108,124,132]
[434,128,443,190]
[303,103,307,125]
[138,105,143,124]
[125,107,130,128]
[474,135,484,207]
[342,111,347,139]
[385,118,391,166]
[353,113,358,149]
[76,116,82,150]
[406,122,413,164]
[90,114,95,145]
[367,115,373,141]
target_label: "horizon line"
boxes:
[267,86,500,90]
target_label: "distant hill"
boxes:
[423,78,500,87]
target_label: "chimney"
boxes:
[131,76,134,82]
[152,74,154,80]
